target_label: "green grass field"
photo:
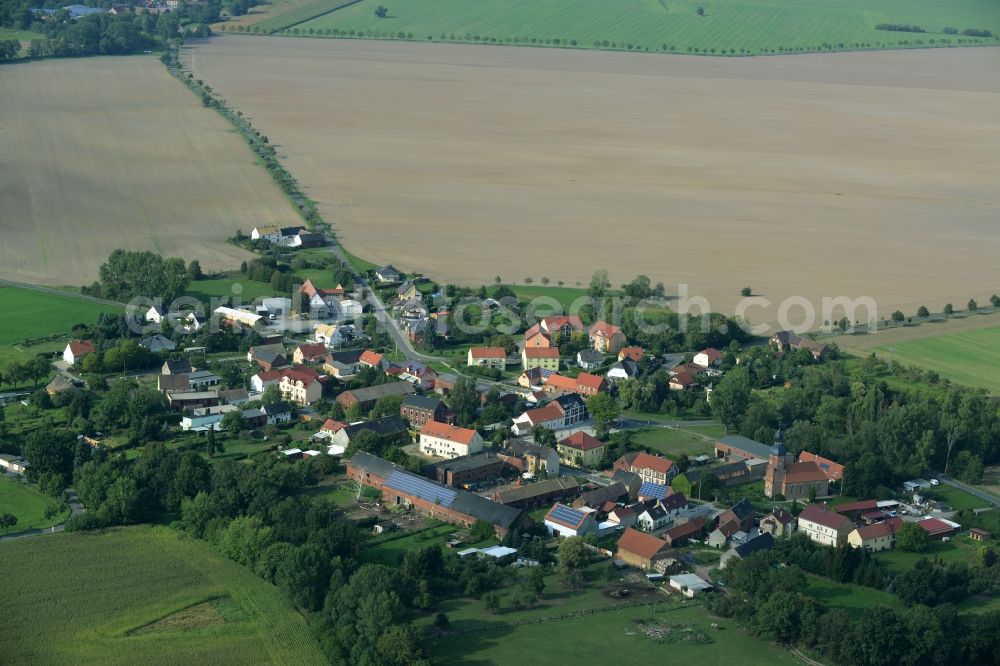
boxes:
[254,0,362,31]
[876,536,982,574]
[631,425,724,459]
[363,522,457,566]
[0,286,118,346]
[805,575,904,613]
[289,0,1000,54]
[873,326,1000,394]
[0,526,327,665]
[186,277,281,305]
[0,476,68,532]
[927,485,992,511]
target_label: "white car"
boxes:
[930,478,940,486]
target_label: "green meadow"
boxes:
[0,526,327,665]
[288,0,1000,54]
[873,326,1000,394]
[0,286,118,346]
[0,476,69,532]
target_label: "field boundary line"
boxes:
[266,0,364,31]
[0,279,124,307]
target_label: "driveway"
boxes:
[0,487,86,543]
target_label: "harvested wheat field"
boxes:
[186,37,1000,323]
[0,56,303,287]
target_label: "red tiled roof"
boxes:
[525,347,560,358]
[281,366,321,386]
[630,452,674,475]
[67,340,95,356]
[321,419,348,433]
[918,517,959,536]
[781,461,830,484]
[560,431,605,452]
[296,343,327,359]
[545,374,578,391]
[666,516,706,542]
[470,346,507,359]
[360,350,383,366]
[255,370,282,382]
[798,451,845,481]
[524,402,563,424]
[299,279,319,298]
[619,347,644,362]
[575,372,606,391]
[799,504,852,531]
[670,371,696,387]
[854,517,903,541]
[700,347,723,362]
[616,528,668,560]
[589,320,622,338]
[834,499,879,514]
[421,420,479,445]
[541,316,584,331]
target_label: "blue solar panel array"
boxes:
[639,482,667,499]
[385,471,457,508]
[548,504,585,526]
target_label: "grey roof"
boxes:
[296,232,324,242]
[241,408,266,419]
[349,451,522,529]
[163,358,192,375]
[727,498,756,521]
[344,382,416,403]
[326,349,365,364]
[219,389,249,402]
[505,439,556,460]
[734,532,775,558]
[431,452,504,474]
[349,451,398,479]
[253,350,287,365]
[611,469,641,487]
[577,482,627,507]
[401,393,443,411]
[686,461,749,484]
[397,279,417,295]
[495,477,579,504]
[343,416,407,440]
[717,435,772,460]
[554,393,586,411]
[642,505,667,521]
[577,350,603,364]
[264,401,292,415]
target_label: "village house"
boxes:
[607,504,641,530]
[611,469,643,502]
[248,343,288,371]
[46,376,76,397]
[540,316,585,342]
[396,279,420,301]
[668,371,697,391]
[848,517,903,551]
[336,382,416,412]
[759,507,796,537]
[251,370,281,393]
[347,452,526,537]
[166,391,219,412]
[399,394,447,430]
[544,503,598,538]
[359,349,384,369]
[589,320,626,354]
[322,349,365,379]
[613,451,677,486]
[616,528,670,570]
[606,358,638,382]
[573,482,628,510]
[162,358,193,375]
[618,346,644,363]
[180,405,238,431]
[139,334,176,353]
[769,330,828,359]
[62,340,95,366]
[522,346,560,371]
[717,498,757,533]
[693,347,723,368]
[663,516,706,547]
[329,416,408,450]
[0,454,31,474]
[278,366,323,405]
[418,421,484,460]
[263,402,293,425]
[557,431,606,467]
[293,343,329,365]
[576,349,604,370]
[467,347,507,370]
[510,394,587,436]
[720,532,775,568]
[637,503,671,532]
[492,477,580,509]
[523,324,552,349]
[218,388,250,406]
[799,504,853,546]
[432,452,508,488]
[764,440,831,499]
[497,439,560,477]
[374,265,400,283]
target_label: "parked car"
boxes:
[930,478,940,486]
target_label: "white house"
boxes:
[798,504,853,547]
[180,405,237,431]
[669,574,713,598]
[63,340,96,365]
[263,402,293,425]
[693,348,723,368]
[144,305,177,325]
[637,505,670,532]
[250,225,282,242]
[544,503,598,538]
[251,371,281,393]
[214,306,263,328]
[606,359,638,382]
[418,421,484,460]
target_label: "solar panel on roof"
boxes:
[639,482,667,499]
[385,471,457,508]
[548,504,585,526]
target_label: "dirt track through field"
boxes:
[189,39,998,324]
[0,57,303,287]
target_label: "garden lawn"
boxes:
[0,286,118,346]
[0,27,43,41]
[362,522,457,566]
[929,485,991,511]
[428,600,799,665]
[0,525,327,666]
[293,0,1000,54]
[872,326,1000,394]
[630,425,723,459]
[804,575,904,613]
[0,476,68,532]
[876,537,981,574]
[186,277,279,306]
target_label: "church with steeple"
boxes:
[763,430,830,500]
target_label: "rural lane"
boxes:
[0,488,86,544]
[0,278,123,308]
[933,472,1000,510]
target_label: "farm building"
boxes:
[493,477,580,509]
[544,503,598,538]
[616,528,669,570]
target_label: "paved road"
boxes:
[934,472,1000,509]
[0,487,86,543]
